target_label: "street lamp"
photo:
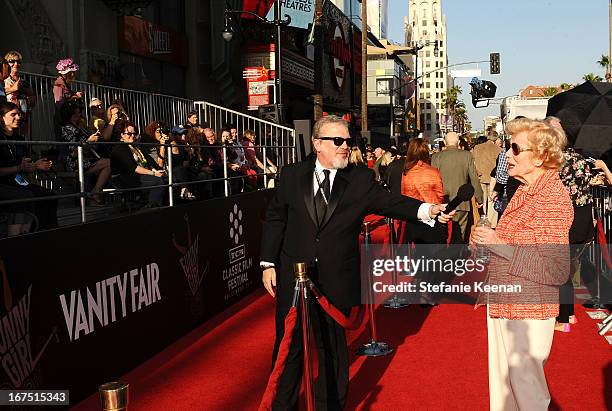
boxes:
[222,2,291,122]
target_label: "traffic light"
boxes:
[469,77,497,108]
[490,52,500,75]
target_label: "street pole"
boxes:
[415,51,419,134]
[275,0,284,118]
[313,0,323,121]
[361,0,368,131]
[609,0,611,81]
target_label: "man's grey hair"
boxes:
[445,132,459,147]
[312,115,349,139]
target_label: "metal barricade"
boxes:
[0,138,294,238]
[22,71,194,143]
[195,101,296,169]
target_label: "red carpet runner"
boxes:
[73,217,612,410]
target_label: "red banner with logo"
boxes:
[118,16,188,66]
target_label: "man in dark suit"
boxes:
[261,116,451,410]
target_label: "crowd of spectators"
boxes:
[0,54,280,237]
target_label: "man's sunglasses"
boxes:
[123,132,138,136]
[510,142,533,156]
[315,136,355,147]
[7,60,21,65]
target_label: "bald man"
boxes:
[432,132,483,242]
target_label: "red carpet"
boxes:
[71,293,611,410]
[72,217,612,410]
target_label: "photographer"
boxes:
[60,101,111,205]
[110,122,167,208]
[0,102,57,234]
[101,103,128,143]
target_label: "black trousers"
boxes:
[558,204,595,322]
[273,302,349,411]
[0,182,58,229]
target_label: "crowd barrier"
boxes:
[0,189,274,405]
[0,139,290,229]
[22,71,194,143]
[195,101,296,169]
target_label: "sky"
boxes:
[386,0,610,131]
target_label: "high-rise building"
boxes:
[330,0,388,39]
[367,0,388,39]
[405,0,449,140]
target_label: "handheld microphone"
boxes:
[445,184,475,213]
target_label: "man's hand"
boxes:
[34,158,52,171]
[429,204,455,224]
[262,267,276,297]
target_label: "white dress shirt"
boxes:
[260,161,436,269]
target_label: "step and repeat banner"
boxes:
[0,189,274,406]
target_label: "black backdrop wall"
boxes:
[0,189,274,406]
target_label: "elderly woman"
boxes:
[4,51,35,137]
[53,58,82,107]
[401,138,445,244]
[471,117,573,411]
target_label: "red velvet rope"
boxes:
[316,297,367,330]
[597,218,612,271]
[258,307,298,411]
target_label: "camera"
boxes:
[117,111,127,120]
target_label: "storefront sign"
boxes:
[244,67,271,110]
[118,16,188,66]
[266,0,315,29]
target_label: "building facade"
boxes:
[405,0,449,140]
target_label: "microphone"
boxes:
[445,184,475,213]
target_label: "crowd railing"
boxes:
[22,71,195,142]
[195,101,297,167]
[0,139,292,233]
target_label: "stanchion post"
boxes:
[357,221,394,357]
[294,262,316,411]
[99,381,129,411]
[384,218,408,309]
[77,145,86,223]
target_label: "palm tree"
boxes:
[583,73,604,82]
[597,54,611,81]
[454,105,468,134]
[442,86,464,131]
[542,87,559,97]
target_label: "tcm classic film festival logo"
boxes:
[223,204,253,300]
[0,259,58,390]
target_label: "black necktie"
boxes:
[315,169,331,226]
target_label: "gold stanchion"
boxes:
[294,262,316,411]
[99,381,129,411]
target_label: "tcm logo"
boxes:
[229,204,244,245]
[229,204,245,264]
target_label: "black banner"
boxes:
[0,189,274,407]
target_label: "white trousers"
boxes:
[487,310,555,411]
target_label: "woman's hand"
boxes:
[469,226,500,246]
[153,169,165,178]
[87,132,99,142]
[34,158,52,171]
[109,112,119,126]
[595,159,609,172]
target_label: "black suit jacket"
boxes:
[261,160,424,310]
